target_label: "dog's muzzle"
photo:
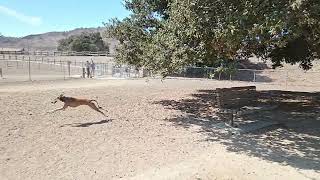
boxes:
[51,100,57,104]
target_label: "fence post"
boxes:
[60,59,62,71]
[68,61,71,77]
[63,62,66,80]
[120,65,123,77]
[104,63,107,76]
[0,68,2,78]
[106,63,108,75]
[253,70,256,82]
[285,70,288,90]
[82,68,86,78]
[28,57,31,81]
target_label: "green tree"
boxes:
[105,0,320,76]
[58,32,108,52]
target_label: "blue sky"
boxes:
[0,0,130,37]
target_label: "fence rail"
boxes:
[0,50,112,57]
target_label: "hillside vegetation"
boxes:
[57,32,108,52]
[0,28,118,53]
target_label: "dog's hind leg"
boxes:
[88,103,107,117]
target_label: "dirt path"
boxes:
[0,79,319,180]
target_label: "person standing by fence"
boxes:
[90,59,96,78]
[85,61,91,78]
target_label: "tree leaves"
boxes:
[57,32,108,52]
[104,0,320,74]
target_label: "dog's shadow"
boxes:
[60,119,113,128]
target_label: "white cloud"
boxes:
[0,5,42,26]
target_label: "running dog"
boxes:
[50,94,107,116]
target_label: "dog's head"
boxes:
[51,94,64,104]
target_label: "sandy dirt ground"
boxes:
[0,78,319,180]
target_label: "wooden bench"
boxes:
[216,86,275,126]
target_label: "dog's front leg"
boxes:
[48,104,68,114]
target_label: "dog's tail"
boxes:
[90,100,107,111]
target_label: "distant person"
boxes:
[85,61,91,78]
[90,59,96,78]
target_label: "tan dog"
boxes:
[50,94,107,116]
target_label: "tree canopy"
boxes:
[57,32,108,52]
[105,0,320,76]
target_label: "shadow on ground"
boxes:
[60,119,113,127]
[154,90,320,171]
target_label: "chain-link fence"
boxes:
[174,66,320,88]
[0,54,141,82]
[1,54,319,88]
[0,57,82,82]
[94,63,140,78]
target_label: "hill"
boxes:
[0,27,118,54]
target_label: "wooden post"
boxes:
[253,70,256,82]
[0,68,2,78]
[82,68,86,78]
[63,62,66,80]
[106,63,108,75]
[68,61,71,77]
[229,113,234,127]
[285,70,288,90]
[60,59,62,71]
[120,65,123,77]
[105,63,107,76]
[28,57,31,81]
